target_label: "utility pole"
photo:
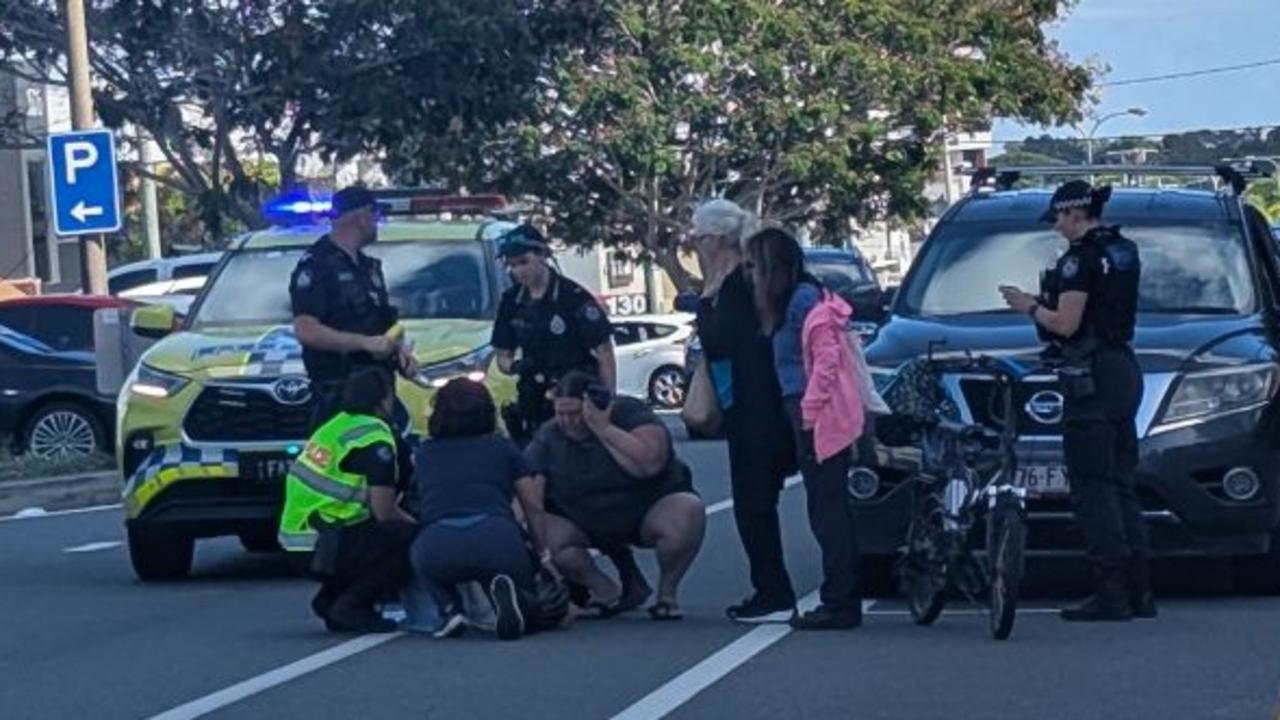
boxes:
[139,131,162,259]
[64,0,108,294]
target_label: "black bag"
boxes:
[876,358,961,447]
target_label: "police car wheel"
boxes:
[649,366,687,409]
[23,402,104,460]
[128,526,194,581]
[239,528,282,554]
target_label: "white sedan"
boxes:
[611,313,695,409]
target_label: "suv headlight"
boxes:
[1156,364,1277,428]
[129,364,191,399]
[415,346,495,389]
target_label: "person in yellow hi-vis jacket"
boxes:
[279,368,418,633]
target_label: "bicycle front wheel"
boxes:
[987,495,1027,640]
[903,479,947,626]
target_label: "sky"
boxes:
[992,0,1280,146]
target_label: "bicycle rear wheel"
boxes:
[987,495,1026,640]
[902,479,946,625]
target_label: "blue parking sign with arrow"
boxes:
[47,129,122,236]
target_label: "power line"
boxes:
[1098,58,1280,87]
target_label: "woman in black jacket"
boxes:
[689,199,799,624]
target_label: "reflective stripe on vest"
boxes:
[289,461,370,505]
[277,529,317,552]
[338,422,387,445]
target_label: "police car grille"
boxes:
[184,386,313,442]
[959,378,1063,437]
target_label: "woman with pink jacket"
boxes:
[745,227,865,631]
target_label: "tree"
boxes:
[393,0,1090,288]
[0,0,596,243]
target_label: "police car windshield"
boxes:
[190,241,494,327]
[899,220,1255,318]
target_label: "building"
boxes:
[0,68,77,293]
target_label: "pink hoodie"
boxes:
[800,291,866,463]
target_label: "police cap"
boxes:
[496,224,551,258]
[330,186,388,218]
[1042,180,1112,222]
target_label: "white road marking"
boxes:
[63,541,123,554]
[704,474,802,516]
[610,595,873,720]
[146,633,403,720]
[0,503,122,523]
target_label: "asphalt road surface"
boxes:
[3,428,1278,720]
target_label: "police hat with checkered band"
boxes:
[1042,180,1112,222]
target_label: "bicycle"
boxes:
[888,347,1034,640]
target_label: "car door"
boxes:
[0,305,43,435]
[610,321,647,398]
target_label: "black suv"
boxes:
[854,164,1280,591]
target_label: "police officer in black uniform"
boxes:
[290,186,418,429]
[1001,180,1155,622]
[491,224,616,446]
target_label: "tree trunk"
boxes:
[651,244,698,294]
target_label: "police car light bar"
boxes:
[264,189,511,224]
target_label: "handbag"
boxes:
[680,357,723,435]
[846,330,891,416]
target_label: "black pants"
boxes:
[313,520,418,618]
[785,399,860,610]
[1062,347,1150,571]
[309,382,343,432]
[726,425,796,605]
[507,379,555,449]
[411,516,538,598]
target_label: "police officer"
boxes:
[279,368,418,633]
[290,186,418,429]
[1001,180,1154,622]
[491,224,616,445]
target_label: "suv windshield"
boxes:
[900,220,1255,317]
[190,241,493,327]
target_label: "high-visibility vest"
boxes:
[277,412,396,552]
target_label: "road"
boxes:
[2,429,1278,720]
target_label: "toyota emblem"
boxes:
[272,376,313,406]
[1024,390,1065,425]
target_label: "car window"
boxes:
[172,262,215,280]
[900,219,1256,317]
[190,241,494,327]
[31,305,95,351]
[613,323,642,346]
[648,323,677,339]
[108,268,158,295]
[0,305,36,337]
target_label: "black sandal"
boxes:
[580,597,624,619]
[647,601,685,621]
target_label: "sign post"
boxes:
[62,0,110,294]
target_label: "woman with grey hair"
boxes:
[689,199,799,623]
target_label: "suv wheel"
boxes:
[128,526,194,581]
[649,366,687,409]
[1232,529,1280,595]
[24,402,104,459]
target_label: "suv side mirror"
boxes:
[131,304,176,339]
[673,292,700,314]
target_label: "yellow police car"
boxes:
[117,192,516,580]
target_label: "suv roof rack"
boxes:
[969,159,1276,196]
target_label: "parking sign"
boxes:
[47,129,122,236]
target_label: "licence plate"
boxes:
[1015,465,1070,496]
[239,453,294,482]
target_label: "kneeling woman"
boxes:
[411,378,564,641]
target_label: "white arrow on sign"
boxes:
[70,200,104,223]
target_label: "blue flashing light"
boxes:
[263,191,334,225]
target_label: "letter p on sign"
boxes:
[64,141,99,184]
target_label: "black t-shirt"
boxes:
[289,236,399,385]
[491,272,612,380]
[339,440,401,489]
[414,435,531,526]
[524,397,690,537]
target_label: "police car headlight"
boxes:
[1155,364,1277,428]
[130,364,191,399]
[415,346,496,389]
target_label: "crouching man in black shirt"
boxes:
[525,372,706,620]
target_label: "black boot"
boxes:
[1128,557,1157,619]
[1061,566,1133,622]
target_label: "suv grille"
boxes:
[184,384,313,442]
[959,377,1064,437]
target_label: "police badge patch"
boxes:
[1062,256,1079,280]
[584,305,602,322]
[549,314,567,335]
[295,270,312,289]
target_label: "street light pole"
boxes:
[1082,107,1149,168]
[63,0,108,295]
